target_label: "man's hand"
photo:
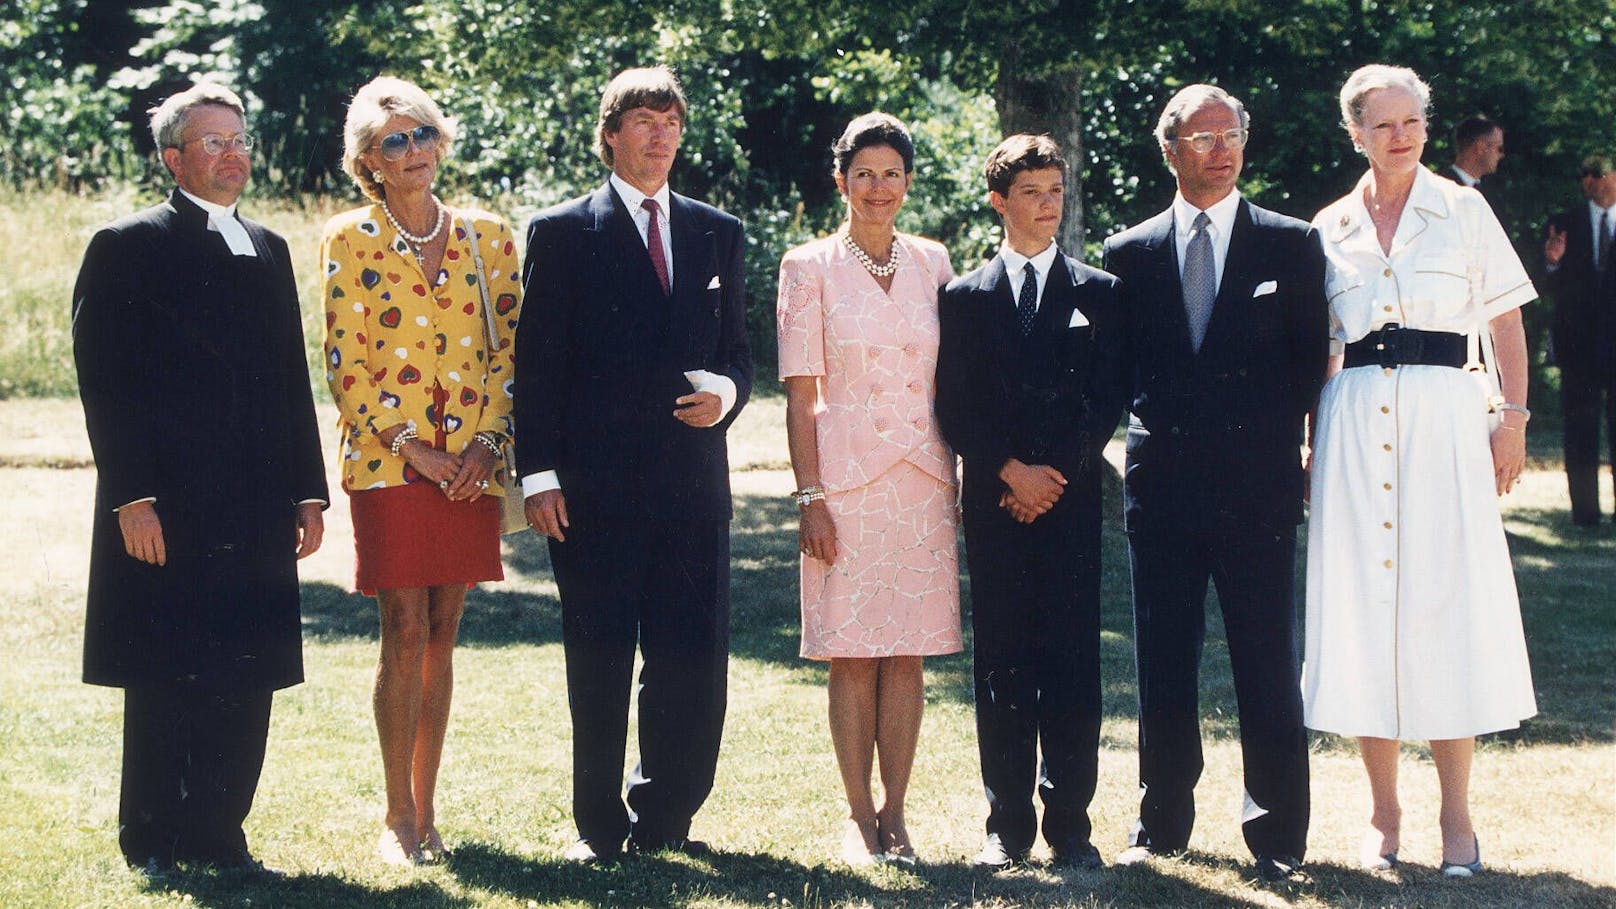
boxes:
[118,500,166,566]
[673,391,721,427]
[1543,224,1567,268]
[295,502,324,559]
[999,459,1066,517]
[998,490,1043,524]
[525,489,570,541]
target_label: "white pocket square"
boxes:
[1253,280,1278,298]
[1067,309,1090,328]
[706,275,722,290]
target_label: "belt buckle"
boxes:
[1372,323,1401,368]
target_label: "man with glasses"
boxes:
[72,82,328,874]
[513,65,751,863]
[1101,84,1327,880]
[1542,155,1616,526]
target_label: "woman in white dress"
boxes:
[1303,64,1537,876]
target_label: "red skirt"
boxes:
[349,480,503,595]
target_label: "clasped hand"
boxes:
[998,459,1067,524]
[402,439,498,502]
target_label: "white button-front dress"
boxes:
[1303,166,1538,740]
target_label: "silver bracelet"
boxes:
[1495,403,1531,421]
[791,485,826,507]
[389,425,418,457]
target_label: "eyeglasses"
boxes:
[374,125,441,161]
[1175,128,1249,154]
[1582,170,1610,179]
[181,133,255,156]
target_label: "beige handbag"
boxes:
[460,214,528,534]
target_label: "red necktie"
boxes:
[642,198,670,296]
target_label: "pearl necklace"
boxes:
[382,195,447,246]
[843,232,902,278]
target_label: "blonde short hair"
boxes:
[1339,64,1431,133]
[341,76,457,202]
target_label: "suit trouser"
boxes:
[118,684,273,866]
[963,492,1102,853]
[548,516,729,849]
[1561,367,1616,524]
[1125,524,1309,860]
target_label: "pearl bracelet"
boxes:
[389,425,418,457]
[473,431,504,458]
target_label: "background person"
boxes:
[776,112,960,866]
[321,76,521,865]
[72,81,327,873]
[1541,155,1616,527]
[1304,64,1538,876]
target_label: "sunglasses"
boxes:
[374,125,441,161]
[1175,128,1250,154]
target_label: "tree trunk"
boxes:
[996,41,1087,257]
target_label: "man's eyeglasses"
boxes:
[1582,169,1609,179]
[374,125,442,162]
[1175,128,1250,154]
[181,133,255,156]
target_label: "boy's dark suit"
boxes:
[1102,198,1326,861]
[513,182,751,853]
[935,250,1126,857]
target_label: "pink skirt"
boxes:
[349,480,502,595]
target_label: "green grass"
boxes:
[1,394,1613,908]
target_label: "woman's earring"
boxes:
[373,170,385,183]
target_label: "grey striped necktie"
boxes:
[1598,210,1612,273]
[1183,211,1216,352]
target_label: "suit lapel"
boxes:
[589,182,667,312]
[1139,211,1195,357]
[669,193,713,319]
[1199,200,1255,355]
[1033,253,1076,337]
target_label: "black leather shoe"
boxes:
[972,834,1028,870]
[628,836,713,858]
[1254,854,1303,882]
[1049,841,1103,869]
[563,839,621,864]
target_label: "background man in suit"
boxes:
[71,82,328,873]
[936,135,1125,871]
[514,65,752,863]
[1542,154,1616,525]
[1447,117,1505,200]
[1101,84,1328,880]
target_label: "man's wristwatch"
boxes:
[791,485,825,507]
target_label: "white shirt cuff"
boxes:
[114,496,157,511]
[683,370,737,427]
[522,470,560,497]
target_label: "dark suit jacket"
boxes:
[1542,204,1616,379]
[1102,199,1328,534]
[72,190,328,690]
[513,182,752,522]
[936,251,1126,516]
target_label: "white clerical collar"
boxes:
[999,239,1059,278]
[609,174,671,215]
[1172,189,1240,239]
[178,187,256,257]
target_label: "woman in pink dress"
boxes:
[776,112,962,866]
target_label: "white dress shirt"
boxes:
[1589,199,1616,271]
[1449,165,1481,188]
[610,173,674,289]
[1172,190,1240,292]
[999,239,1059,312]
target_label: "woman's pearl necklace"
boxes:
[843,232,902,278]
[382,194,446,246]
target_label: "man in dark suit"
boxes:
[1542,154,1616,525]
[1100,84,1327,880]
[71,82,328,873]
[936,135,1125,871]
[514,65,751,862]
[1445,116,1507,216]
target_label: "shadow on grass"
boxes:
[298,580,564,649]
[145,868,472,909]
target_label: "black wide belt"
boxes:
[1343,324,1466,369]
